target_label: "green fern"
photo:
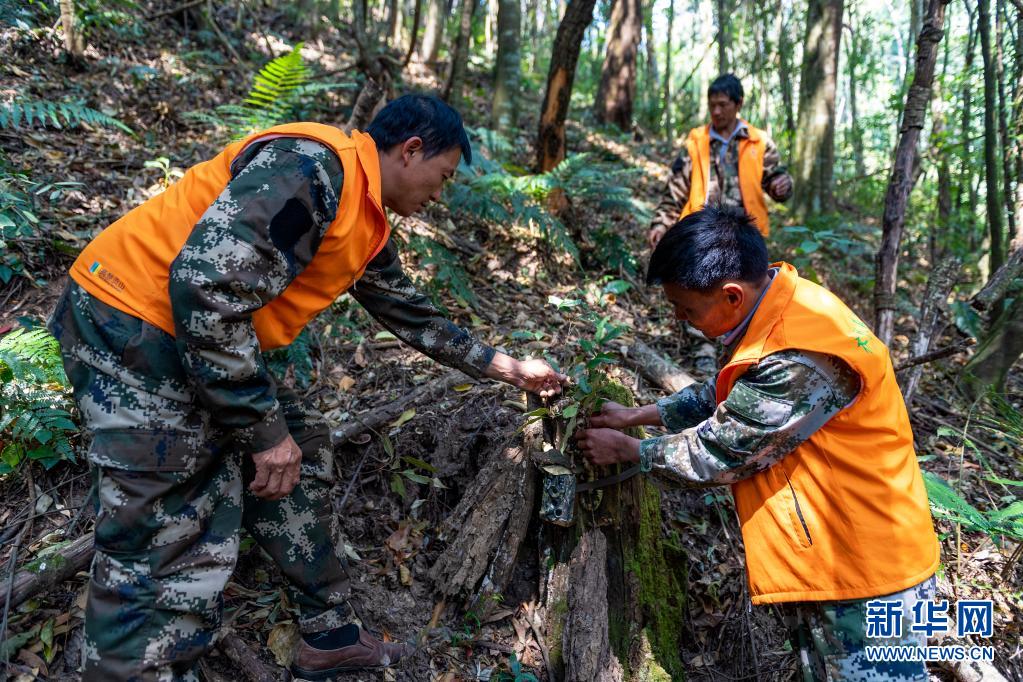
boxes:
[184,44,310,138]
[922,470,1023,542]
[263,328,315,390]
[0,99,133,134]
[407,235,479,312]
[0,328,77,472]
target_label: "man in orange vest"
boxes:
[48,94,565,680]
[576,207,940,681]
[648,74,792,248]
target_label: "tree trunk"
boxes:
[402,0,423,65]
[533,387,686,681]
[59,0,85,62]
[931,34,952,263]
[387,0,402,47]
[996,0,1016,241]
[845,12,866,178]
[661,0,674,136]
[979,0,1006,273]
[791,0,844,218]
[419,0,445,63]
[642,2,658,126]
[1013,0,1023,248]
[443,0,478,103]
[490,0,522,133]
[715,0,730,74]
[594,0,642,130]
[536,0,598,172]
[961,295,1023,399]
[776,0,795,145]
[957,4,979,245]
[872,0,948,345]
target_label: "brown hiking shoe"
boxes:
[291,627,412,680]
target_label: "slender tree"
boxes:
[979,0,1006,272]
[792,0,844,218]
[957,3,979,246]
[537,0,599,172]
[662,0,675,136]
[642,2,659,127]
[873,0,949,344]
[996,0,1016,239]
[443,0,478,103]
[845,11,866,178]
[716,0,730,73]
[402,0,423,65]
[59,0,84,62]
[776,0,795,143]
[491,0,522,133]
[418,0,445,63]
[594,0,642,130]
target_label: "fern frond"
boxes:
[0,100,133,135]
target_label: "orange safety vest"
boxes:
[69,123,390,350]
[718,263,939,604]
[679,120,770,235]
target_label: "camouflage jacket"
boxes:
[168,137,494,453]
[650,122,792,232]
[637,272,860,486]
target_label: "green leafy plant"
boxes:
[522,282,632,448]
[922,471,1023,543]
[0,328,77,472]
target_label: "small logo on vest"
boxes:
[89,261,125,292]
[849,314,873,353]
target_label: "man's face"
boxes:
[387,140,461,217]
[708,93,741,131]
[662,281,747,339]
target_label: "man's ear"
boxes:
[722,282,745,308]
[401,136,424,164]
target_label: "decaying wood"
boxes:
[0,532,94,611]
[624,341,696,393]
[330,370,470,445]
[901,256,961,404]
[216,630,279,682]
[563,530,622,681]
[971,245,1023,312]
[427,413,541,610]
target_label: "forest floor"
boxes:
[1,8,1021,682]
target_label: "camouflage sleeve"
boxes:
[655,377,717,431]
[638,350,860,487]
[760,133,793,202]
[350,239,496,378]
[169,138,344,453]
[650,144,693,231]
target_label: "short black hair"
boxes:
[646,206,768,290]
[366,94,472,164]
[707,73,744,104]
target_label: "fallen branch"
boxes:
[0,532,94,612]
[623,341,696,394]
[896,337,976,372]
[216,630,279,682]
[330,370,471,445]
[970,246,1023,312]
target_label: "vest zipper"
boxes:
[787,480,813,547]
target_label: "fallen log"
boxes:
[216,630,279,682]
[330,370,471,445]
[562,529,622,681]
[0,532,94,611]
[427,408,540,613]
[623,341,696,394]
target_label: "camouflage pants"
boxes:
[50,284,352,681]
[780,576,935,681]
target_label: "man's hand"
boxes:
[648,225,667,249]
[768,174,792,200]
[575,427,640,466]
[250,434,302,501]
[589,401,637,429]
[486,352,568,398]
